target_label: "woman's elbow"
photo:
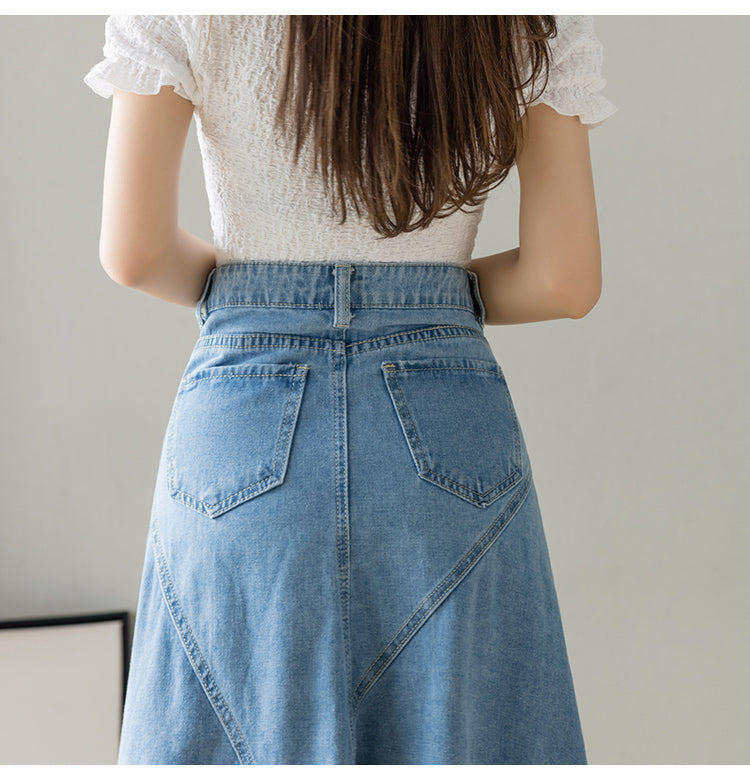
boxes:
[549,261,603,320]
[566,286,602,319]
[99,247,154,288]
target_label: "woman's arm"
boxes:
[97,86,216,307]
[468,103,603,325]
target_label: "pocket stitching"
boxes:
[382,360,523,507]
[166,364,309,518]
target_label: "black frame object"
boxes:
[0,611,130,763]
[0,611,130,712]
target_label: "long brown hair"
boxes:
[207,16,557,238]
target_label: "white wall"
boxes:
[1,15,748,764]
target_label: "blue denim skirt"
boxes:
[118,261,587,765]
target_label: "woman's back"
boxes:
[84,15,616,268]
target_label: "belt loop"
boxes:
[332,264,355,328]
[195,266,218,328]
[466,269,486,328]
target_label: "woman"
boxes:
[84,15,616,765]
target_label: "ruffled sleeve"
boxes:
[519,15,617,129]
[83,15,201,109]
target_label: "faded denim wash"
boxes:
[118,260,587,765]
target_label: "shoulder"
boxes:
[104,15,208,61]
[84,15,209,109]
[547,16,604,68]
[522,15,617,129]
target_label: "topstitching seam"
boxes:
[150,522,254,764]
[352,469,533,709]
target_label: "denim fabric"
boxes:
[118,261,587,765]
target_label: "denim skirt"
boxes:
[117,260,587,765]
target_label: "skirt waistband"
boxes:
[196,261,486,330]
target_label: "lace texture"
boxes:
[83,15,617,267]
[84,16,201,107]
[518,15,618,129]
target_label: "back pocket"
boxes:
[381,357,523,508]
[166,363,309,518]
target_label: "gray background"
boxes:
[1,16,748,764]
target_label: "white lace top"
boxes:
[83,15,617,268]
